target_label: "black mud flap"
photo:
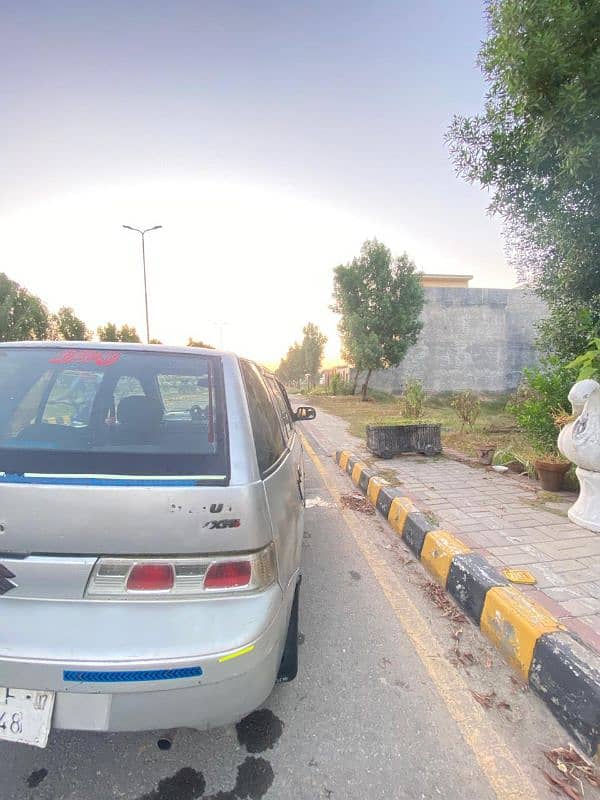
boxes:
[276,579,300,683]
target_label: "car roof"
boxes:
[0,340,233,358]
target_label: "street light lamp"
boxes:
[122,224,162,343]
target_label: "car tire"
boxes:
[276,579,300,683]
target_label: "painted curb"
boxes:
[336,450,600,759]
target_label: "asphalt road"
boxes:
[0,421,572,800]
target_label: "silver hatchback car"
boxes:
[0,342,315,747]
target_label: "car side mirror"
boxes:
[293,406,316,422]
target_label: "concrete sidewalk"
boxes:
[306,404,600,655]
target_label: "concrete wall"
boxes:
[358,287,547,394]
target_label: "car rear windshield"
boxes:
[0,347,228,480]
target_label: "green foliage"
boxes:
[493,449,526,468]
[331,240,424,400]
[451,391,481,431]
[97,323,141,343]
[54,306,88,341]
[149,338,163,344]
[301,323,327,381]
[187,338,215,349]
[400,378,426,419]
[507,360,575,456]
[447,0,600,361]
[569,337,600,380]
[330,373,353,396]
[537,301,598,362]
[276,322,327,385]
[0,273,49,341]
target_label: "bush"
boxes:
[400,379,426,419]
[451,391,481,431]
[507,359,575,456]
[569,337,600,381]
[330,373,353,396]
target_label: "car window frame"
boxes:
[240,360,287,477]
[264,374,294,444]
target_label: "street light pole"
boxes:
[122,224,162,343]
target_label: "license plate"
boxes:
[0,688,55,748]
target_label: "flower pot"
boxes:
[534,460,570,492]
[476,446,496,466]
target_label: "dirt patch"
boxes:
[340,493,375,515]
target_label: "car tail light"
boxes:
[204,560,251,590]
[126,563,174,592]
[85,544,276,599]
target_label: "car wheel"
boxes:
[276,580,300,683]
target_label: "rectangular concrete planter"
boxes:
[366,424,442,458]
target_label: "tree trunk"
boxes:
[361,369,373,402]
[351,370,359,396]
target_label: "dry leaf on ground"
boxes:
[545,745,600,790]
[420,580,467,624]
[340,493,376,514]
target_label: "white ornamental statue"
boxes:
[558,379,600,532]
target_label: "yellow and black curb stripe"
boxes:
[335,449,600,759]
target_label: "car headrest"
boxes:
[117,395,163,429]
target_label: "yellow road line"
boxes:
[301,433,539,800]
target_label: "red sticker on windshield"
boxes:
[50,350,121,367]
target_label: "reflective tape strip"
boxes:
[63,666,203,683]
[218,645,255,663]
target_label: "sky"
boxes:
[0,1,510,366]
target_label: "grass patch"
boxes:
[309,391,532,459]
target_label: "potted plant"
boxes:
[493,449,527,473]
[508,360,575,491]
[533,452,571,492]
[475,444,496,465]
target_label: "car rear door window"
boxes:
[265,376,294,442]
[240,360,285,475]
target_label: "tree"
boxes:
[332,240,424,400]
[301,323,327,382]
[54,306,88,341]
[97,323,141,343]
[276,342,304,385]
[0,273,49,341]
[276,323,327,386]
[447,0,600,361]
[187,338,215,349]
[149,338,163,345]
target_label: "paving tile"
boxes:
[552,568,600,586]
[566,618,600,653]
[575,582,600,600]
[579,615,600,635]
[496,553,553,566]
[503,532,553,545]
[536,539,600,559]
[551,559,592,573]
[544,586,589,602]
[559,597,600,617]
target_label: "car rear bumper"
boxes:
[52,635,283,732]
[0,581,294,732]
